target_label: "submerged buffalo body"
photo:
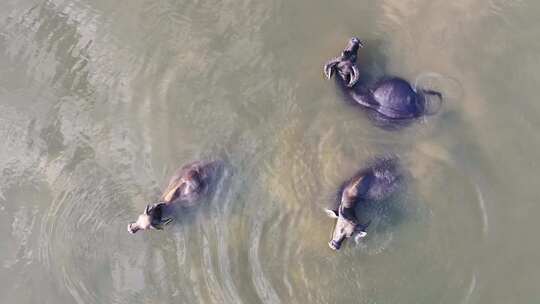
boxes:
[127,160,222,234]
[325,158,402,250]
[324,38,442,120]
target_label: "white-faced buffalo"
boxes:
[325,158,402,251]
[127,160,222,234]
[324,37,442,121]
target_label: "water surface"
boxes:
[1,0,539,303]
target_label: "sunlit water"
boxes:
[1,0,539,303]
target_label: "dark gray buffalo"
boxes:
[324,37,442,120]
[325,158,402,250]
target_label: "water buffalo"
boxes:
[127,160,221,234]
[324,37,442,120]
[325,158,402,250]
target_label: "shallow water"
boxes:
[1,0,540,303]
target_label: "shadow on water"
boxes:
[354,190,408,236]
[356,39,389,83]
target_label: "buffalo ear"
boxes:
[324,208,339,218]
[354,231,367,244]
[348,65,360,87]
[356,220,371,231]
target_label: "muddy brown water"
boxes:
[1,0,539,303]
